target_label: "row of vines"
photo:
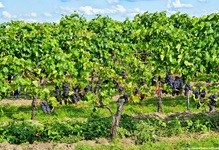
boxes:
[0,11,219,139]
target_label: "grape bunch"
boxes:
[62,83,70,105]
[184,82,192,96]
[164,73,184,96]
[40,101,52,114]
[196,89,206,109]
[7,73,17,83]
[171,76,184,96]
[192,89,199,99]
[117,92,130,104]
[209,94,218,112]
[73,84,80,93]
[13,86,23,98]
[123,92,130,103]
[71,84,91,103]
[80,84,91,98]
[121,71,127,79]
[165,72,174,87]
[71,93,81,104]
[71,84,81,104]
[199,90,206,102]
[54,85,61,104]
[84,84,91,93]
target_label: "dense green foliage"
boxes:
[1,112,219,144]
[0,11,219,101]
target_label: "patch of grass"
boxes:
[74,143,95,150]
[72,132,219,150]
[0,95,218,125]
[140,133,219,150]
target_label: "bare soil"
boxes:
[1,132,219,150]
[1,98,219,149]
[0,98,43,106]
[0,138,136,150]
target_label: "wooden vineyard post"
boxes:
[157,91,162,113]
[187,92,190,111]
[156,80,162,113]
[31,96,37,120]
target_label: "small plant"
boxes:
[75,143,94,150]
[117,127,131,138]
[167,117,183,136]
[0,121,42,144]
[60,135,84,144]
[11,112,27,120]
[134,120,159,144]
[193,120,208,133]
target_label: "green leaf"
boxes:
[160,55,164,61]
[84,91,96,101]
[184,61,192,66]
[199,65,205,73]
[176,44,181,52]
[32,81,39,87]
[169,54,173,63]
[3,67,8,73]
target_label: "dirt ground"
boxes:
[0,132,218,150]
[0,138,136,150]
[0,140,94,150]
[0,98,37,106]
[1,97,219,150]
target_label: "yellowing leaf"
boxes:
[184,61,192,66]
[32,81,39,87]
[160,55,165,61]
[176,44,181,52]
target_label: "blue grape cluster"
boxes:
[84,85,91,93]
[118,92,130,104]
[13,86,23,98]
[69,84,80,103]
[54,83,92,105]
[40,101,52,114]
[171,76,184,96]
[209,94,218,112]
[73,84,80,93]
[71,93,81,104]
[62,83,70,105]
[151,76,158,86]
[71,84,81,104]
[195,89,206,109]
[54,85,61,104]
[184,82,192,96]
[121,71,127,79]
[192,89,199,99]
[164,72,184,96]
[192,88,218,111]
[71,84,92,104]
